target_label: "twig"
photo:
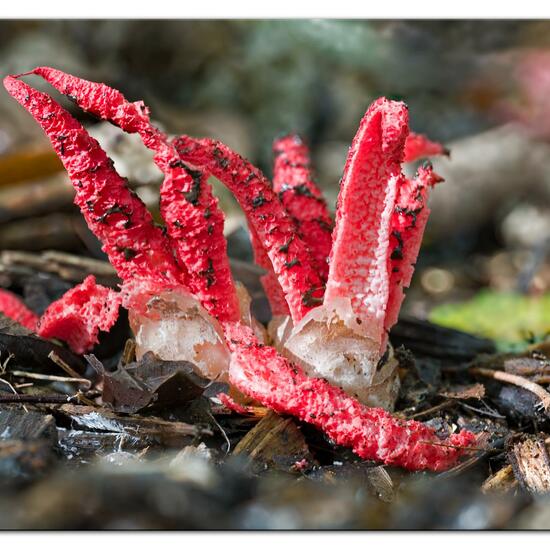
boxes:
[470,367,550,411]
[71,390,97,406]
[121,339,136,365]
[0,376,28,412]
[207,410,231,455]
[459,402,506,419]
[419,440,487,452]
[407,399,455,420]
[10,370,91,389]
[0,352,14,376]
[48,350,86,381]
[0,393,77,404]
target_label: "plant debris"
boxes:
[508,434,550,495]
[95,351,210,413]
[233,411,315,473]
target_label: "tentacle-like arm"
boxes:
[3,75,183,287]
[173,135,324,323]
[383,163,444,345]
[223,321,476,472]
[158,162,241,322]
[404,132,449,163]
[272,134,333,281]
[324,98,408,345]
[26,67,240,323]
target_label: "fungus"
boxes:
[272,134,333,281]
[37,275,121,355]
[2,68,475,471]
[0,288,39,330]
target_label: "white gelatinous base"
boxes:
[269,301,400,410]
[129,288,231,381]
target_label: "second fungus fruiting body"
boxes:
[2,67,476,471]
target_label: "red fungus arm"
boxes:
[383,163,444,344]
[25,67,240,323]
[247,226,290,316]
[223,321,476,472]
[158,163,241,322]
[404,132,449,163]
[29,66,165,151]
[37,276,121,354]
[324,98,408,344]
[3,76,183,286]
[174,135,324,323]
[0,289,39,330]
[272,134,333,281]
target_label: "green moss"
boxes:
[429,291,550,351]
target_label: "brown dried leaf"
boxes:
[90,351,210,414]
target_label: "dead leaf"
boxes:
[89,351,210,414]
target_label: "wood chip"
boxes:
[233,411,315,473]
[508,434,550,494]
[481,465,517,495]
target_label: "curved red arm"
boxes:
[21,67,240,323]
[174,135,324,323]
[3,75,183,287]
[272,134,333,282]
[224,321,476,472]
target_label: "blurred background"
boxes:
[0,20,549,348]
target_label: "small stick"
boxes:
[48,350,86,381]
[71,390,97,406]
[0,393,77,404]
[407,399,455,419]
[121,339,136,365]
[419,441,487,452]
[0,376,28,412]
[10,370,91,389]
[14,382,34,389]
[470,367,550,411]
[459,402,506,420]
